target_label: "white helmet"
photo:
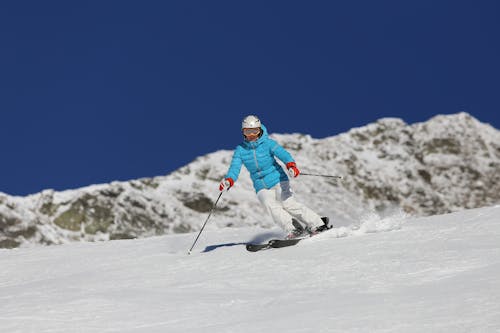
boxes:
[242,115,261,129]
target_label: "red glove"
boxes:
[286,162,300,178]
[219,177,234,192]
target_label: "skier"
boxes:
[219,115,327,239]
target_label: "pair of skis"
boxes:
[188,174,342,254]
[246,217,331,252]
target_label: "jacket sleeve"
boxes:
[225,147,243,181]
[268,139,294,164]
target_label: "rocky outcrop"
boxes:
[1,113,499,248]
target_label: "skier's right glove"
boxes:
[219,177,234,192]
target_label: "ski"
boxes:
[246,217,331,252]
[246,238,302,252]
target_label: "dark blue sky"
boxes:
[1,1,499,196]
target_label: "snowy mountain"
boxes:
[1,112,499,248]
[1,205,499,332]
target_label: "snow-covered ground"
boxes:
[1,205,499,332]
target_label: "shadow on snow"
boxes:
[202,230,284,253]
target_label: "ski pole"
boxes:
[301,173,343,179]
[187,192,223,255]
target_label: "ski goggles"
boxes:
[242,128,261,135]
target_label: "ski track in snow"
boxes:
[0,205,499,332]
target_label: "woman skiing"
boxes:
[219,115,327,239]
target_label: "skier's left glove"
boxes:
[286,162,300,178]
[219,177,234,192]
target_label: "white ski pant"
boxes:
[256,181,323,232]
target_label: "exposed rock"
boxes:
[1,112,499,248]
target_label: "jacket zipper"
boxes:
[252,143,268,189]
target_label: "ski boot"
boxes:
[314,217,332,233]
[286,219,311,239]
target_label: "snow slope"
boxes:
[1,205,499,332]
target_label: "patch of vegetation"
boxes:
[0,239,20,249]
[40,202,59,216]
[178,192,215,213]
[141,178,160,189]
[84,205,114,234]
[417,169,432,184]
[110,233,136,240]
[173,223,191,233]
[99,186,125,198]
[357,182,400,203]
[53,194,115,234]
[0,215,21,228]
[282,142,303,151]
[6,226,37,239]
[54,206,86,231]
[423,138,461,155]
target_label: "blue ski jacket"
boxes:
[225,124,294,193]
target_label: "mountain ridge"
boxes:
[1,112,499,248]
